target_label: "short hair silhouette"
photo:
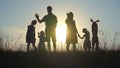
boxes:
[47,6,52,11]
[82,28,87,33]
[47,6,52,13]
[40,31,44,35]
[31,20,37,25]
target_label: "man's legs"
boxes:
[52,30,56,52]
[53,41,56,52]
[47,40,51,52]
[46,29,51,52]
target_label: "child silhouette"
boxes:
[26,20,37,52]
[38,31,46,52]
[79,28,91,51]
[90,18,99,51]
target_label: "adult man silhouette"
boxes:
[35,6,58,52]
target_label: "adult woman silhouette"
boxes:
[65,12,80,51]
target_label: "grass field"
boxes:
[0,50,120,68]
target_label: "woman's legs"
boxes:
[66,44,70,52]
[27,43,30,52]
[73,44,76,51]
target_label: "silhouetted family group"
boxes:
[26,6,99,52]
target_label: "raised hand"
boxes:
[35,13,42,23]
[35,13,39,19]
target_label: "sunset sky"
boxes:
[0,0,120,50]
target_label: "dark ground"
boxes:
[0,50,120,68]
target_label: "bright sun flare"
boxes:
[56,23,67,43]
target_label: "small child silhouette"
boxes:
[79,28,91,51]
[38,31,46,52]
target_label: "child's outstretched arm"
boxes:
[78,33,82,39]
[80,36,84,39]
[80,34,85,39]
[77,32,84,39]
[76,30,81,39]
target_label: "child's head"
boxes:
[40,31,44,36]
[31,20,37,25]
[82,28,87,33]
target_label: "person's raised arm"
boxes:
[78,33,82,39]
[35,13,42,23]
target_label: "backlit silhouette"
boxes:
[26,20,37,52]
[38,31,46,52]
[90,18,100,51]
[80,28,91,51]
[35,6,58,52]
[65,12,80,51]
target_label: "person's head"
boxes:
[82,28,87,33]
[67,12,74,19]
[31,20,37,25]
[47,6,52,14]
[40,31,45,36]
